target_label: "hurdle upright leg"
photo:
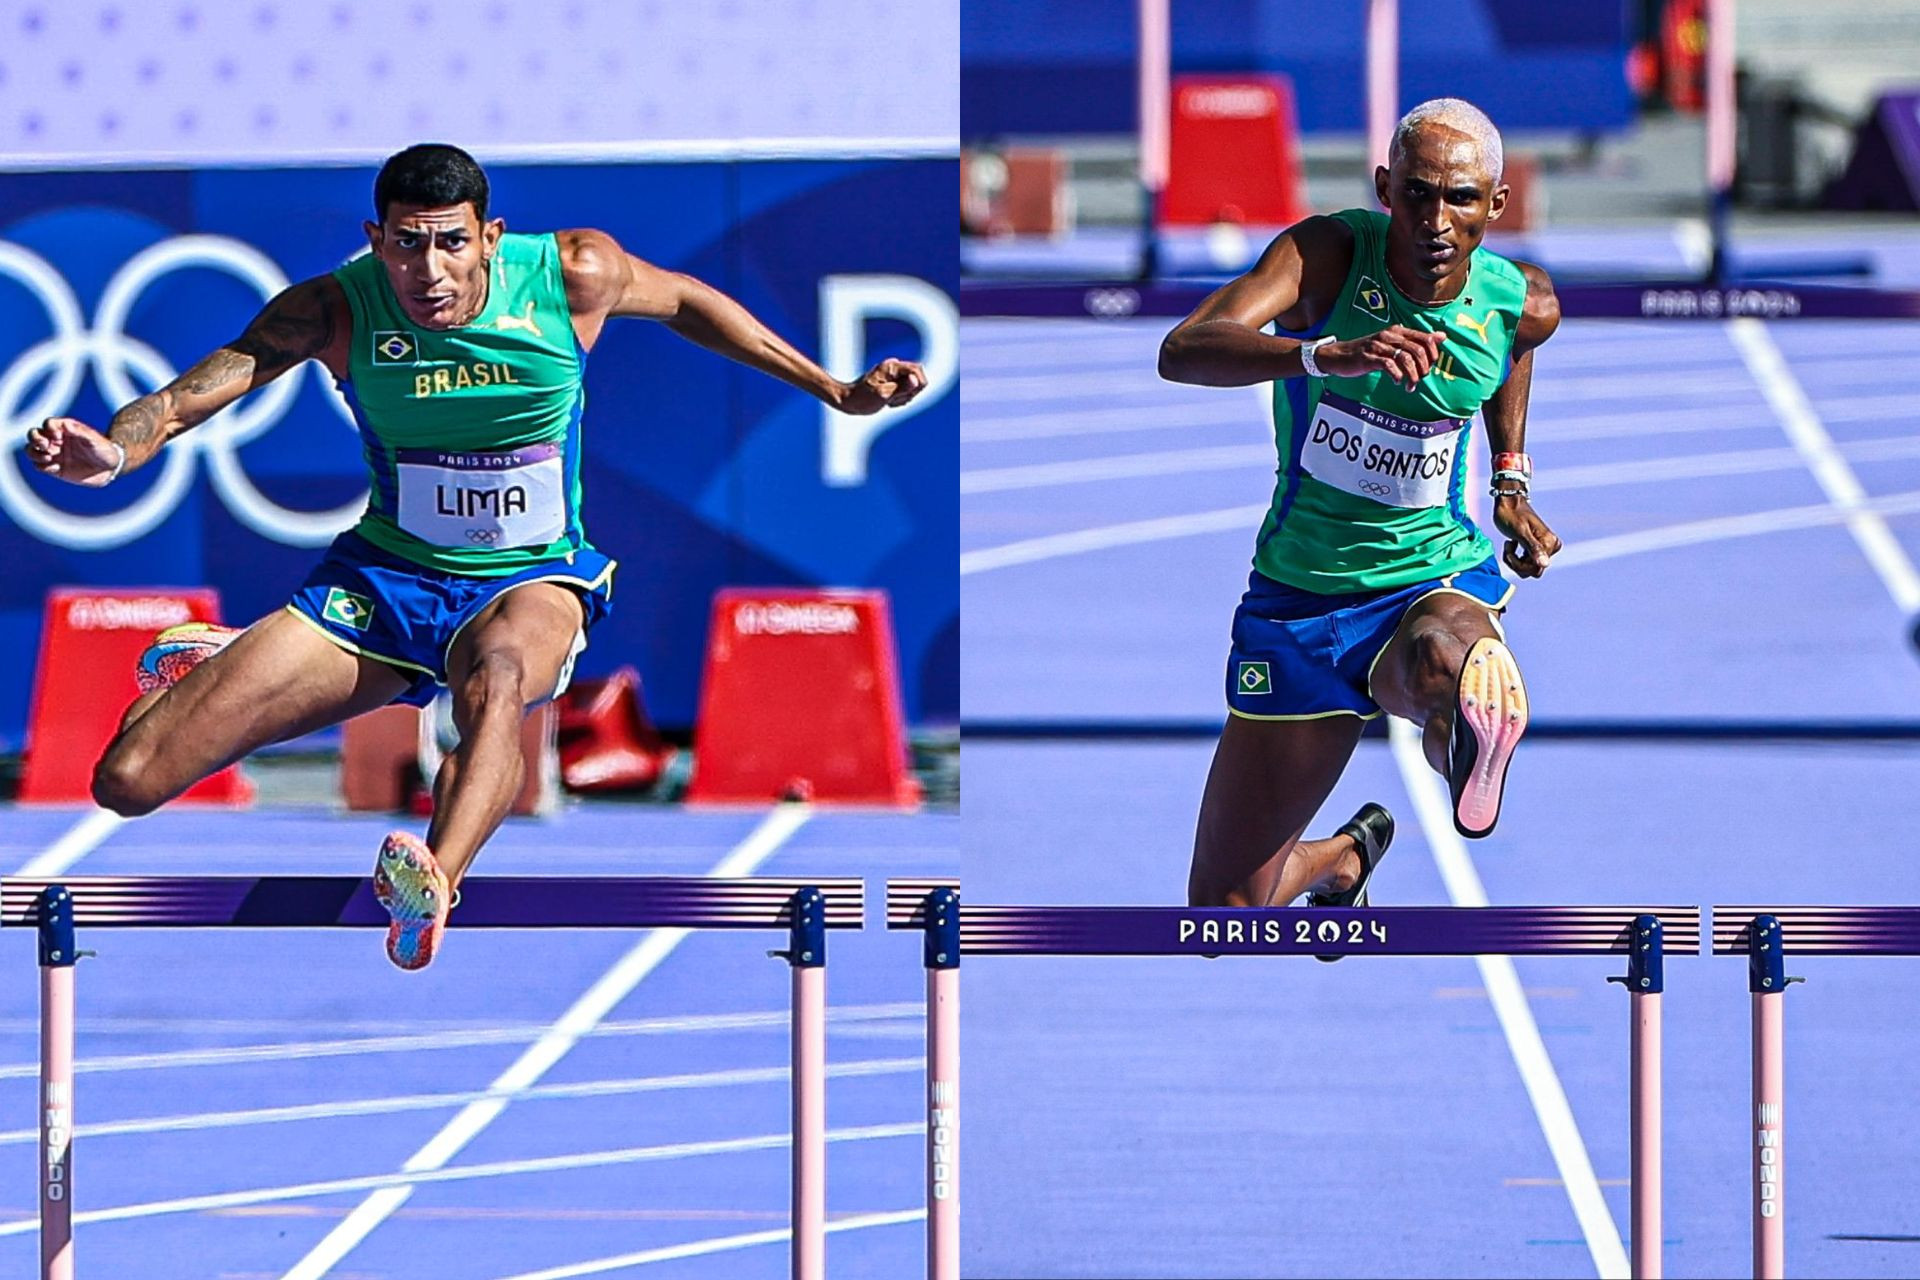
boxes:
[1610,914,1665,1279]
[37,886,77,1280]
[1747,915,1795,1280]
[921,887,959,1280]
[784,888,827,1280]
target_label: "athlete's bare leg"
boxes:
[118,689,165,732]
[1187,714,1372,907]
[92,611,412,815]
[427,582,585,886]
[1369,592,1506,771]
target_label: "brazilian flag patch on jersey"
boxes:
[1237,661,1272,695]
[322,587,375,631]
[1354,276,1390,320]
[371,331,418,365]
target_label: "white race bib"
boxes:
[1300,392,1465,509]
[395,444,567,549]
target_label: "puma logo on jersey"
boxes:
[1453,310,1494,343]
[493,301,543,338]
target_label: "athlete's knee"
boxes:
[454,650,535,724]
[90,743,163,817]
[1405,624,1468,713]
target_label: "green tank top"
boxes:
[1254,207,1527,593]
[332,232,591,576]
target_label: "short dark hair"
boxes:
[373,143,490,222]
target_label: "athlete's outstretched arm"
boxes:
[1483,261,1563,577]
[559,228,925,415]
[25,276,345,487]
[1158,215,1444,391]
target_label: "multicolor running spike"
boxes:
[134,622,241,694]
[372,831,451,971]
[1448,636,1529,838]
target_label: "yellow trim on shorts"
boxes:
[1228,705,1384,722]
[1362,577,1518,703]
[282,605,438,678]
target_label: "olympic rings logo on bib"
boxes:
[0,235,367,550]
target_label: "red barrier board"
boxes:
[688,589,920,806]
[20,588,252,806]
[1163,74,1308,228]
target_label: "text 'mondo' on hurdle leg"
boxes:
[36,887,79,1280]
[4,874,863,1280]
[958,902,1700,1280]
[886,879,961,1280]
[1606,916,1665,1280]
[1746,917,1792,1280]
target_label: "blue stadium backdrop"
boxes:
[962,0,1632,136]
[0,155,958,751]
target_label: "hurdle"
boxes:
[1712,906,1920,1280]
[5,874,864,1280]
[887,879,962,1280]
[897,895,1699,1280]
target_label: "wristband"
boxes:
[1298,336,1333,379]
[1490,451,1531,477]
[1490,469,1529,499]
[105,440,127,484]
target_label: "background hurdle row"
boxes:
[11,883,1917,1280]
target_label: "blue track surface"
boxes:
[0,804,955,1280]
[962,227,1920,1278]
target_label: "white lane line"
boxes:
[966,370,1173,405]
[963,444,1272,493]
[494,1207,927,1279]
[0,1122,918,1238]
[15,808,124,877]
[0,1003,921,1080]
[961,487,1920,580]
[1386,719,1629,1280]
[961,435,1920,499]
[963,402,1254,441]
[961,505,1265,576]
[0,1058,925,1146]
[1558,489,1920,570]
[1729,318,1920,612]
[279,804,813,1280]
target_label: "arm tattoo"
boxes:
[108,394,171,456]
[231,281,336,378]
[108,280,336,458]
[177,347,256,396]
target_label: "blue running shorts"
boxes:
[1224,557,1513,720]
[286,530,616,707]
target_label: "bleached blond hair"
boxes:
[1388,98,1504,185]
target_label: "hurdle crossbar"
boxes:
[1711,906,1920,1280]
[887,879,960,1280]
[9,875,864,1280]
[954,903,1700,958]
[933,901,1697,1280]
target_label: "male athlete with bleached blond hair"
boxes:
[1160,99,1562,928]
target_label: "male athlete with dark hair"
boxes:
[1159,99,1562,921]
[25,142,926,969]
